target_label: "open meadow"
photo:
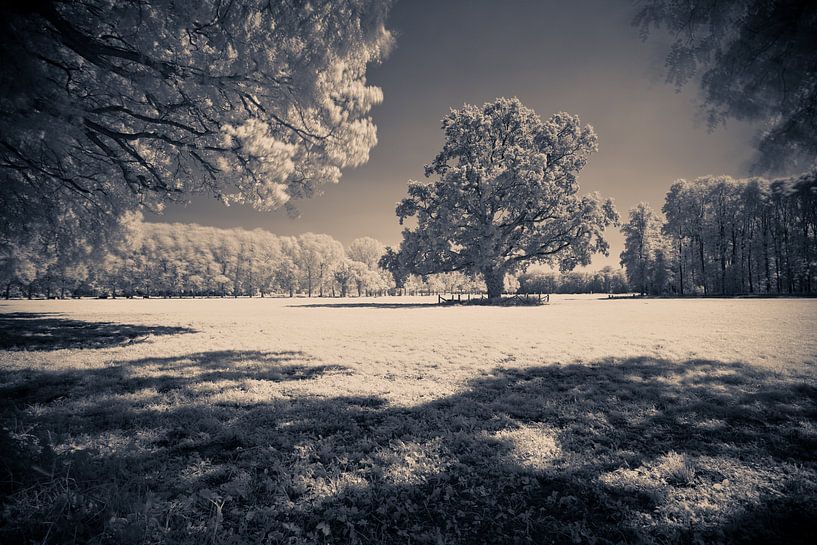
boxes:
[1,296,816,544]
[4,0,817,543]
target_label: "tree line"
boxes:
[620,171,817,296]
[1,217,393,299]
[6,168,815,300]
[517,267,629,295]
[0,214,635,299]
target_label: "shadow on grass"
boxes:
[1,354,815,544]
[0,350,343,409]
[0,312,196,350]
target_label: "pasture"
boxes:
[1,296,816,544]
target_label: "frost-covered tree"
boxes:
[347,237,386,270]
[295,233,344,297]
[633,0,817,172]
[393,98,618,300]
[0,0,393,245]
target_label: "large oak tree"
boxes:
[392,97,618,300]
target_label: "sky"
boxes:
[155,0,758,269]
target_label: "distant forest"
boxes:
[619,172,817,296]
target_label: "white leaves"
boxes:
[222,119,299,208]
[224,120,297,176]
[395,98,617,287]
[1,0,394,242]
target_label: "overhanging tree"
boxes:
[392,97,619,300]
[632,0,817,173]
[0,0,393,246]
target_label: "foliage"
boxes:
[347,237,386,270]
[401,271,483,296]
[635,170,817,295]
[620,203,672,295]
[0,210,139,299]
[664,172,817,294]
[392,97,618,299]
[633,0,817,172]
[0,0,393,258]
[0,217,393,299]
[517,266,630,295]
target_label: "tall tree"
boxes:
[633,171,816,296]
[620,203,666,295]
[633,0,817,172]
[393,98,618,300]
[295,233,344,297]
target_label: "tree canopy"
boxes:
[633,0,817,172]
[617,171,817,296]
[391,97,618,299]
[0,0,393,247]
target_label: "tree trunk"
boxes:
[747,245,754,294]
[783,223,793,294]
[763,223,771,293]
[730,227,738,294]
[804,220,812,294]
[484,269,504,301]
[699,238,707,295]
[678,236,684,296]
[774,231,782,293]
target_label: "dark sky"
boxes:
[156,0,757,268]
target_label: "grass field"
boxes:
[1,295,816,544]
